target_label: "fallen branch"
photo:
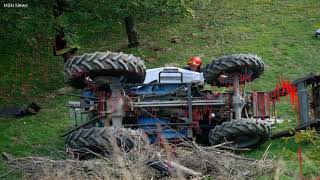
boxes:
[156,152,202,177]
[0,170,14,178]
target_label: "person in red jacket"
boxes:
[184,56,202,72]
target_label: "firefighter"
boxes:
[184,56,202,72]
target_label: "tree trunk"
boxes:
[53,0,76,62]
[125,16,139,48]
[53,0,65,17]
[53,0,65,57]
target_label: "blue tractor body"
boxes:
[69,68,227,145]
[129,82,191,143]
[137,117,188,143]
[126,69,198,143]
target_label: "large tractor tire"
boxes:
[66,127,149,158]
[209,120,271,148]
[203,54,264,87]
[64,52,146,88]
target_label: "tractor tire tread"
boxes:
[203,54,264,86]
[64,52,146,88]
[209,120,270,148]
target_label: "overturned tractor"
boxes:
[63,52,272,156]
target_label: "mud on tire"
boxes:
[209,120,271,148]
[203,54,264,87]
[66,127,149,158]
[64,52,146,88]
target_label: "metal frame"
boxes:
[133,99,226,107]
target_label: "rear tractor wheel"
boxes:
[64,51,146,88]
[65,127,149,158]
[203,54,264,87]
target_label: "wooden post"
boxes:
[125,16,139,48]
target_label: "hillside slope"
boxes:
[0,0,320,178]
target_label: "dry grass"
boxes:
[3,137,275,179]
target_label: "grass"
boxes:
[244,137,320,178]
[1,0,320,179]
[0,94,72,179]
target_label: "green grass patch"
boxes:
[244,136,320,178]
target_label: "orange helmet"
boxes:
[188,56,202,66]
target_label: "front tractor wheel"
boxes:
[209,120,271,148]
